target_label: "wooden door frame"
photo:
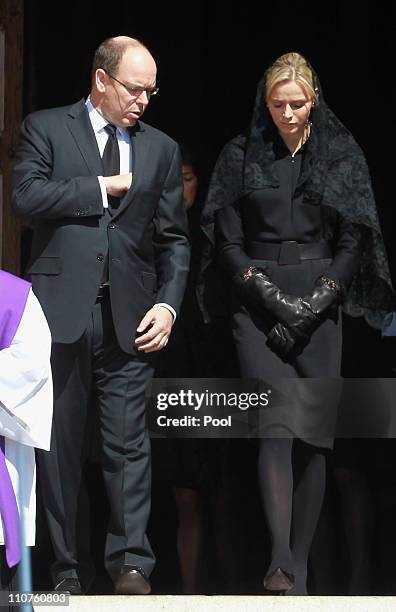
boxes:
[0,0,23,274]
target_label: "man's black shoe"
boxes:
[114,566,151,595]
[53,577,83,595]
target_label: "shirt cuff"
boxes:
[155,303,177,323]
[98,176,109,208]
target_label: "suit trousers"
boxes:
[1,548,25,612]
[37,294,155,585]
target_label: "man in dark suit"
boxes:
[11,36,190,595]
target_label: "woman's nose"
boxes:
[282,105,293,118]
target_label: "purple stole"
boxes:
[0,270,31,567]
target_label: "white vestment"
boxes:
[0,289,52,546]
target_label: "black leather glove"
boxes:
[303,277,341,315]
[267,278,341,356]
[234,266,317,340]
[295,276,341,336]
[267,323,296,358]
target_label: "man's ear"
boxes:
[95,69,107,93]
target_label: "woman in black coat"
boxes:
[201,52,394,594]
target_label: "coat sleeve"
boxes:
[152,143,190,314]
[11,112,103,220]
[215,201,252,276]
[324,216,361,291]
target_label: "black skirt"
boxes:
[232,257,343,449]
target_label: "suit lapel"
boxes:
[67,100,104,176]
[112,123,150,218]
[66,104,151,218]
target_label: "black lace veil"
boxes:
[200,58,394,329]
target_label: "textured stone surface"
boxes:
[44,595,396,612]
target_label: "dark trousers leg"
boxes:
[1,548,14,612]
[37,297,155,585]
[37,331,93,586]
[0,551,28,612]
[91,298,155,579]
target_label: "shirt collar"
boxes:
[85,96,129,139]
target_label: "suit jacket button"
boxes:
[109,223,116,229]
[97,254,104,261]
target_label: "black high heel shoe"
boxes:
[264,567,294,594]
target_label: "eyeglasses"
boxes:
[104,70,159,99]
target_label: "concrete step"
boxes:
[44,595,396,612]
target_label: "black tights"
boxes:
[258,438,326,595]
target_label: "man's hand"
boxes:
[135,306,173,353]
[104,173,133,197]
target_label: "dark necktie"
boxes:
[102,124,120,210]
[100,124,120,285]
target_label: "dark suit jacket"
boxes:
[11,99,190,354]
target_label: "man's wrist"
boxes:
[155,303,176,323]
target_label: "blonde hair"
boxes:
[265,52,318,104]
